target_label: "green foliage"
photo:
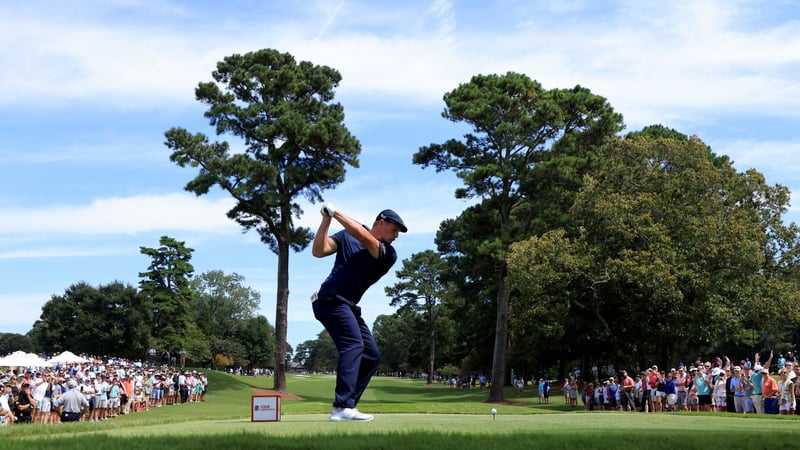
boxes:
[236,315,276,368]
[297,330,337,373]
[437,363,461,377]
[164,48,359,255]
[213,353,234,368]
[30,281,149,359]
[139,236,195,351]
[385,250,450,383]
[183,323,212,365]
[507,134,800,368]
[188,270,262,363]
[373,314,416,373]
[0,332,34,355]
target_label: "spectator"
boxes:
[664,372,676,412]
[714,370,727,412]
[750,350,772,414]
[762,367,779,414]
[52,380,88,422]
[583,382,594,411]
[694,365,713,412]
[15,383,34,423]
[785,361,796,381]
[686,368,698,412]
[620,370,635,412]
[0,383,17,424]
[537,379,545,404]
[733,366,750,413]
[777,369,795,415]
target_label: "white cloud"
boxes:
[0,193,238,236]
[0,246,129,260]
[2,0,798,127]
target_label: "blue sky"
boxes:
[1,0,799,352]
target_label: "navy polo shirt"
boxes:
[318,230,397,304]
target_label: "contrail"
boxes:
[315,0,346,40]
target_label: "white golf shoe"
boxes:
[329,407,374,422]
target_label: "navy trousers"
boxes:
[313,296,380,409]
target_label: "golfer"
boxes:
[312,203,407,422]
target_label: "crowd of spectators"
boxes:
[560,350,800,416]
[0,355,207,426]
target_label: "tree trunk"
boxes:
[427,326,435,385]
[488,264,509,402]
[273,243,290,393]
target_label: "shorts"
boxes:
[108,398,120,409]
[94,397,108,409]
[649,389,657,401]
[667,393,677,405]
[698,394,712,406]
[152,388,163,400]
[688,396,699,406]
[716,396,726,407]
[41,397,52,413]
[677,391,687,406]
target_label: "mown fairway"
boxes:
[2,371,799,449]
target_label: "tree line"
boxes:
[2,236,275,370]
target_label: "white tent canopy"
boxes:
[0,350,53,368]
[49,350,89,364]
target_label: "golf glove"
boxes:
[321,202,336,217]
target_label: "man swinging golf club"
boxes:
[311,202,407,422]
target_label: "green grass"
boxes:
[2,371,800,449]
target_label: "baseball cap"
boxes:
[376,209,407,233]
[67,380,77,388]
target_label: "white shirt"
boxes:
[32,377,48,401]
[0,393,11,413]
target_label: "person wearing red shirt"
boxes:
[621,370,635,411]
[762,367,779,414]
